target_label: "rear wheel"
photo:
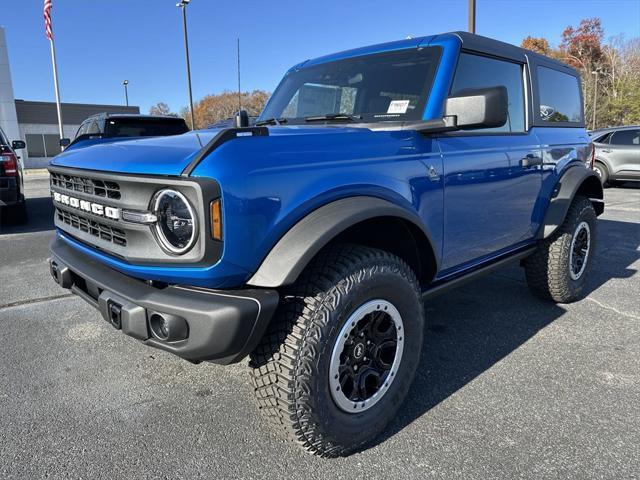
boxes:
[593,161,610,187]
[249,244,424,457]
[524,196,597,303]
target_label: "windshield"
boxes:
[261,47,441,124]
[104,118,189,138]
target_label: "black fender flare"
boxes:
[540,165,604,239]
[246,196,437,288]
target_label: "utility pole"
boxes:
[177,0,195,130]
[591,70,599,130]
[237,38,242,113]
[468,0,476,34]
[123,80,129,106]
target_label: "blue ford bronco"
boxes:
[48,32,604,456]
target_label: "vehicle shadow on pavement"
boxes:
[373,217,639,451]
[0,196,54,235]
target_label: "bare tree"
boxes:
[149,102,175,116]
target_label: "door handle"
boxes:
[601,149,612,153]
[520,154,543,167]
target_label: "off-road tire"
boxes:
[524,196,597,303]
[249,244,424,457]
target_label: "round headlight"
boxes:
[152,189,197,254]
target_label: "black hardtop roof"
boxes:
[450,31,578,74]
[83,113,187,122]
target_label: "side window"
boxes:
[450,53,526,132]
[86,121,102,135]
[537,67,583,123]
[593,132,611,144]
[610,129,640,146]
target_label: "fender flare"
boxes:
[246,196,437,288]
[541,165,604,239]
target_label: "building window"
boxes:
[25,133,62,157]
[25,134,46,157]
[44,134,62,156]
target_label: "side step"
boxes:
[422,247,537,300]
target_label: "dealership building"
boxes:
[0,26,139,168]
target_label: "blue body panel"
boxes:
[50,33,591,289]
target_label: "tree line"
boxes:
[149,90,270,129]
[150,17,639,131]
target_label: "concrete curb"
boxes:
[24,169,49,176]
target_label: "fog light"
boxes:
[148,312,188,342]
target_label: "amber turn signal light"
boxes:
[210,199,222,240]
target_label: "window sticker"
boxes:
[387,100,410,114]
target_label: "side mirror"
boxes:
[445,86,508,130]
[11,140,26,150]
[235,110,250,128]
[59,138,71,147]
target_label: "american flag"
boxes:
[43,0,53,40]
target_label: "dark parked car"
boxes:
[0,125,26,223]
[48,32,603,456]
[590,125,640,186]
[61,113,190,149]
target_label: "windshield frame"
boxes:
[260,46,442,125]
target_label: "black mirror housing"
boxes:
[445,86,508,130]
[59,138,71,147]
[235,110,250,128]
[11,140,26,150]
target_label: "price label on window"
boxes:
[387,100,410,114]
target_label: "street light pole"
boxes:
[177,0,195,130]
[591,70,599,130]
[122,80,129,107]
[468,0,476,34]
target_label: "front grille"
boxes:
[50,172,121,200]
[56,207,127,246]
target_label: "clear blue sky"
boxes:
[2,0,639,114]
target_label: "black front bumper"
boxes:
[49,236,279,364]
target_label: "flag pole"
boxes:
[48,35,64,140]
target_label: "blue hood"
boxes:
[50,126,368,176]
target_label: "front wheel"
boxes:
[249,244,424,457]
[524,196,597,303]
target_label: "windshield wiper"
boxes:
[304,113,362,123]
[255,117,288,126]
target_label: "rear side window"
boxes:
[105,118,189,138]
[537,67,583,123]
[450,53,526,132]
[610,129,640,146]
[593,132,611,144]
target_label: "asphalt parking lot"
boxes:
[1,174,638,479]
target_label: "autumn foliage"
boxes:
[184,90,270,129]
[521,18,640,128]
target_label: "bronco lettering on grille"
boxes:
[52,191,120,220]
